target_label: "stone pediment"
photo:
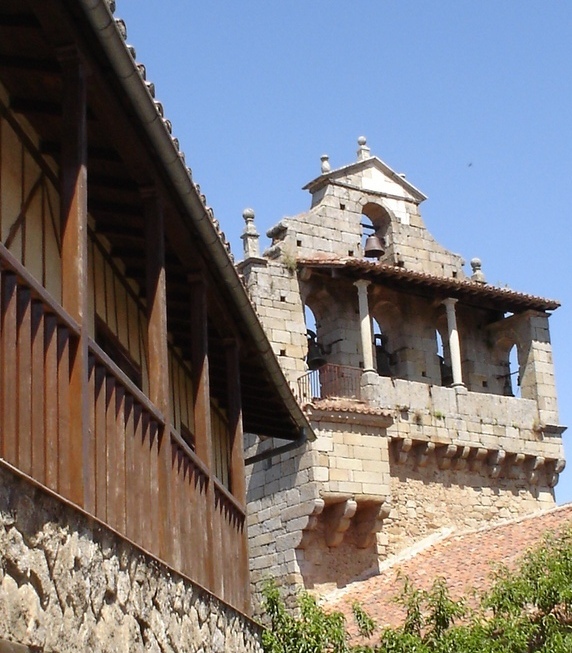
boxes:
[303,155,427,205]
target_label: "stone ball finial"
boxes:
[242,207,255,222]
[357,136,371,161]
[320,155,331,174]
[470,257,486,284]
[241,208,260,259]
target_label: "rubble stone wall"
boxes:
[0,463,262,653]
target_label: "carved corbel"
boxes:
[489,450,506,478]
[546,458,564,488]
[437,444,458,470]
[453,446,471,471]
[298,498,325,549]
[469,447,488,473]
[353,499,391,549]
[394,438,413,464]
[509,452,526,478]
[324,499,357,548]
[526,456,545,485]
[416,441,435,468]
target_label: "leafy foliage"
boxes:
[261,525,572,653]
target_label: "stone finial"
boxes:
[241,208,260,259]
[357,135,371,161]
[470,257,486,284]
[320,154,331,174]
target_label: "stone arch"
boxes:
[493,330,523,397]
[370,300,402,378]
[360,202,393,259]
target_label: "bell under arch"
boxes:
[360,202,392,260]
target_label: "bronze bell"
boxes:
[364,234,385,258]
[306,330,327,370]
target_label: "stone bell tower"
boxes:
[238,138,565,608]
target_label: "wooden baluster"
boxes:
[44,314,58,489]
[94,364,106,521]
[139,410,152,552]
[85,355,96,512]
[16,285,32,474]
[114,384,126,534]
[57,326,71,496]
[124,395,137,543]
[1,273,17,464]
[105,374,117,530]
[31,301,46,482]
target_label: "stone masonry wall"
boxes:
[0,463,262,653]
[385,456,555,557]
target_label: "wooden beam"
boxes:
[59,46,88,507]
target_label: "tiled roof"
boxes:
[324,504,572,642]
[304,398,392,416]
[298,256,560,313]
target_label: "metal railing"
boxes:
[297,363,362,403]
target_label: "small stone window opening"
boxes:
[508,344,521,398]
[297,239,302,247]
[374,320,392,377]
[436,329,453,386]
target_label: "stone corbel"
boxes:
[324,499,357,548]
[508,453,526,478]
[453,446,471,471]
[526,456,545,485]
[469,447,488,473]
[416,441,435,468]
[394,438,413,464]
[297,498,325,549]
[437,444,458,470]
[547,458,566,488]
[353,499,391,549]
[489,450,506,478]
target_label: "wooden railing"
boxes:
[0,242,248,612]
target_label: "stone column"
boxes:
[354,280,375,372]
[442,298,464,387]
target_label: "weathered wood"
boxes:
[1,273,17,463]
[114,384,126,534]
[105,374,117,530]
[16,285,32,474]
[189,276,216,593]
[84,355,96,514]
[124,395,137,543]
[59,47,88,506]
[43,313,58,490]
[143,188,172,562]
[94,363,107,521]
[30,301,45,482]
[56,325,70,497]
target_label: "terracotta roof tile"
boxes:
[298,257,560,312]
[324,504,572,642]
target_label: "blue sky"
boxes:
[118,2,572,501]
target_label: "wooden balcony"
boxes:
[0,241,248,612]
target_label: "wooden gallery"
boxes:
[0,1,309,650]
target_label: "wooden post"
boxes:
[143,188,172,562]
[225,339,246,504]
[189,275,216,594]
[59,47,88,506]
[225,338,250,611]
